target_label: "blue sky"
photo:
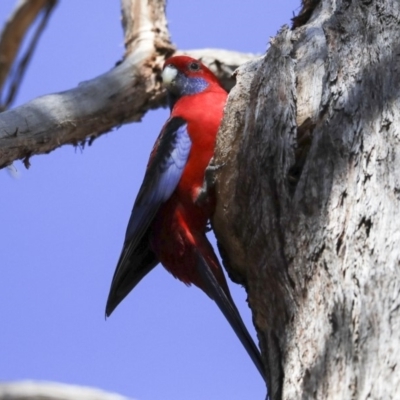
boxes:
[0,1,299,399]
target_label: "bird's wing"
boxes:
[106,117,191,316]
[125,116,190,244]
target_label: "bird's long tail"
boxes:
[194,248,266,382]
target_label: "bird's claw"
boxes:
[195,161,225,206]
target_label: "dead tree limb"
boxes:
[0,381,132,400]
[0,0,257,168]
[0,0,58,111]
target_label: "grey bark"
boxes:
[212,0,400,399]
[0,381,133,400]
[2,0,400,399]
[0,0,256,169]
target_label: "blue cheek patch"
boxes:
[181,77,209,95]
[167,76,209,109]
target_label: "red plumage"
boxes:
[106,56,265,382]
[152,75,228,295]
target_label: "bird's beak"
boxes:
[162,65,178,87]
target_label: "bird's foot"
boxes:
[195,162,225,206]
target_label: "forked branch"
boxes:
[0,0,257,168]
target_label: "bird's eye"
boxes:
[189,62,200,71]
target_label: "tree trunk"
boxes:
[2,0,400,399]
[213,0,400,398]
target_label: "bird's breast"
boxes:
[172,89,227,203]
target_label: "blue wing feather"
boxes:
[105,117,191,316]
[125,116,191,241]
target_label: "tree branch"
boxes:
[0,0,58,111]
[0,0,257,169]
[0,381,133,400]
[0,0,174,168]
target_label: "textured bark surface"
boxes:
[213,0,400,398]
[3,0,400,398]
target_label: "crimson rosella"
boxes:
[106,56,264,380]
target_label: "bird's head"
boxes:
[162,56,223,109]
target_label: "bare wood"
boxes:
[0,0,257,169]
[121,0,171,57]
[0,0,50,90]
[0,0,57,109]
[212,0,400,398]
[0,0,175,168]
[213,29,297,399]
[213,56,264,284]
[0,43,166,169]
[0,381,132,400]
[0,45,256,168]
[7,0,400,398]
